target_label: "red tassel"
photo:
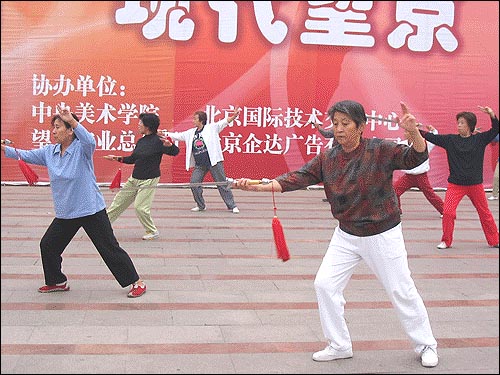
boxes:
[15,149,38,185]
[18,159,39,185]
[110,168,122,191]
[272,215,290,262]
[271,182,290,262]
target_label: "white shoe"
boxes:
[231,207,240,214]
[312,346,353,362]
[191,206,206,212]
[436,241,450,249]
[142,231,159,240]
[488,195,498,200]
[420,346,438,367]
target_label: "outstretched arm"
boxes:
[103,155,123,162]
[233,178,282,192]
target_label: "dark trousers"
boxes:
[40,209,140,287]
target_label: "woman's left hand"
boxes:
[398,102,418,132]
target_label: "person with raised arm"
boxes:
[166,107,241,213]
[1,105,147,298]
[234,100,439,368]
[420,106,499,249]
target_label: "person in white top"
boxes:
[166,107,241,213]
[394,124,444,216]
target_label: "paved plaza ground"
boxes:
[1,185,498,374]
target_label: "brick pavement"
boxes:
[1,185,498,374]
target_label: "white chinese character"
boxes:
[301,1,375,47]
[221,131,242,153]
[283,134,304,155]
[305,134,324,155]
[52,75,75,97]
[139,104,160,114]
[75,75,96,97]
[366,111,399,132]
[252,1,288,44]
[205,105,222,124]
[119,130,136,152]
[97,76,118,97]
[221,105,239,126]
[31,129,52,148]
[305,108,325,127]
[95,130,118,151]
[75,102,96,124]
[208,1,238,43]
[32,102,53,124]
[95,103,117,125]
[262,107,283,128]
[117,103,139,125]
[242,133,263,154]
[284,108,305,128]
[387,1,458,52]
[115,1,194,41]
[32,74,52,96]
[244,107,264,127]
[263,133,284,155]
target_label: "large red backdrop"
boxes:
[1,1,498,187]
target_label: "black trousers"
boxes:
[40,209,140,288]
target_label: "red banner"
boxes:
[1,1,498,188]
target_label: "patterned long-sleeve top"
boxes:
[276,138,428,237]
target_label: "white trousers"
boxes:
[314,224,437,354]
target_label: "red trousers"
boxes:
[394,172,444,215]
[441,183,499,247]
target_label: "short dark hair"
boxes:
[456,111,477,133]
[139,113,160,133]
[51,113,80,129]
[327,100,367,128]
[194,111,207,125]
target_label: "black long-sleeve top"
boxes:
[121,134,180,180]
[421,116,499,185]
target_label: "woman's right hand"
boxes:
[103,155,121,161]
[56,104,78,127]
